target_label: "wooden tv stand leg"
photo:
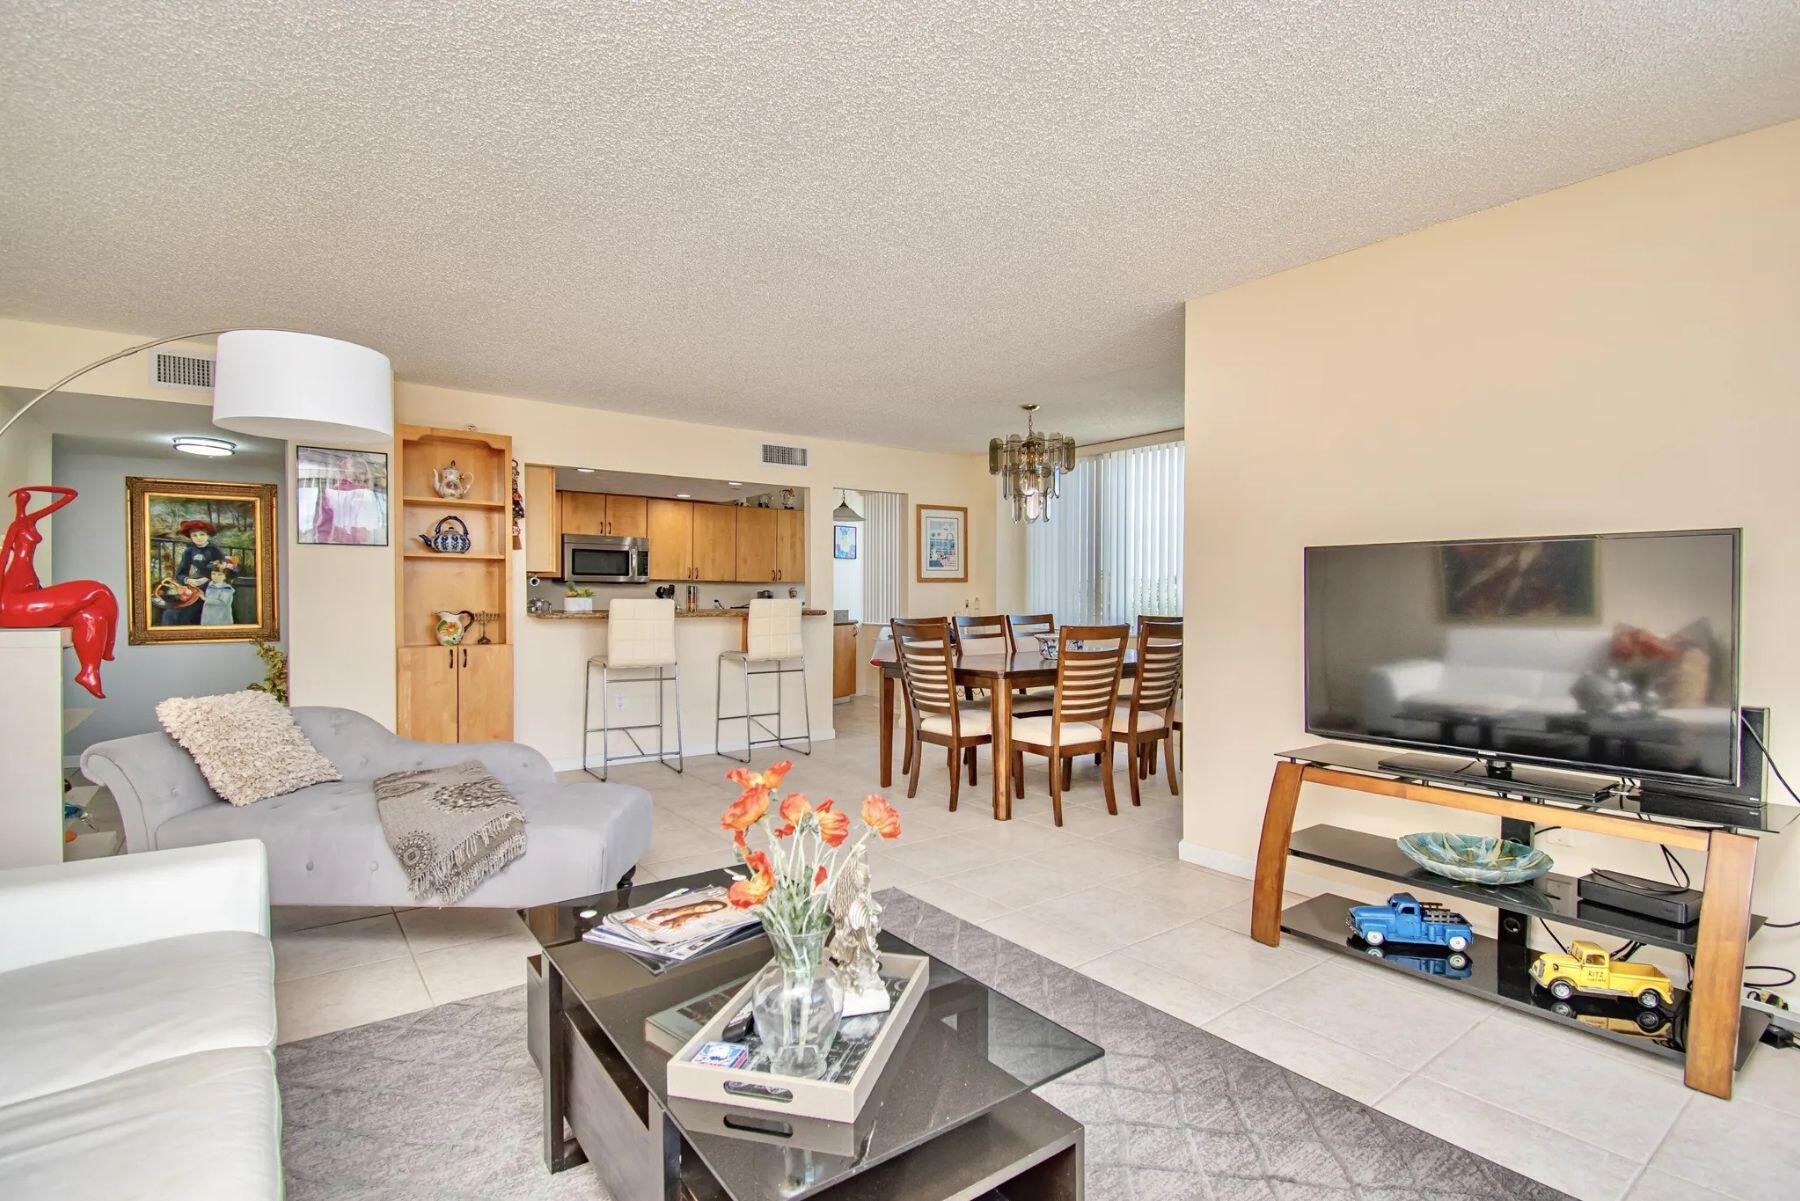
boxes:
[1685,829,1757,1099]
[1251,760,1305,947]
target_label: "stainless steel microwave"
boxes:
[562,534,650,584]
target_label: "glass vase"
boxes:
[752,927,843,1079]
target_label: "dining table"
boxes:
[869,639,1138,820]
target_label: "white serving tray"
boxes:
[666,952,929,1122]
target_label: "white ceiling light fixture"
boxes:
[675,492,692,499]
[212,329,392,446]
[727,481,743,488]
[172,435,236,457]
[831,490,863,524]
[989,404,1076,524]
[576,467,597,473]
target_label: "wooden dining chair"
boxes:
[892,617,992,811]
[998,613,1057,715]
[1111,618,1182,803]
[1007,624,1128,825]
[1005,613,1055,647]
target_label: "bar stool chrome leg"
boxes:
[583,657,684,781]
[714,656,813,763]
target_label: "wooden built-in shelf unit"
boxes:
[395,425,515,743]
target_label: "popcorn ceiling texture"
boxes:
[2,2,1796,449]
[156,690,341,806]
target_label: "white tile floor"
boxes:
[271,696,1800,1201]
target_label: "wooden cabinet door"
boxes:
[693,504,738,582]
[607,494,649,538]
[523,466,561,576]
[397,646,460,743]
[735,508,778,582]
[457,643,515,742]
[647,499,694,580]
[560,491,608,536]
[833,623,857,698]
[776,509,805,583]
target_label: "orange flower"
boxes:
[720,787,770,834]
[732,829,748,856]
[815,800,850,847]
[726,761,795,792]
[779,792,812,827]
[814,865,829,887]
[727,851,774,908]
[861,794,901,839]
[772,823,795,838]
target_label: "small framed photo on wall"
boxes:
[296,446,390,546]
[915,504,968,583]
[834,523,859,560]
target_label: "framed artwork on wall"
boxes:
[834,523,859,560]
[296,445,390,546]
[915,504,968,583]
[126,477,280,645]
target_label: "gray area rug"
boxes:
[279,891,1569,1200]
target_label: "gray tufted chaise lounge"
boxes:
[79,707,653,907]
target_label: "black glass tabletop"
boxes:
[524,870,1101,1201]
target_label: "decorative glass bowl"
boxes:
[1396,833,1554,886]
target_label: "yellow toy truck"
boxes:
[1529,941,1674,1010]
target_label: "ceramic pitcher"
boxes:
[434,609,475,646]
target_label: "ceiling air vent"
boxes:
[761,443,808,468]
[151,351,214,391]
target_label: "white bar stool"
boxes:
[583,598,682,780]
[715,598,811,763]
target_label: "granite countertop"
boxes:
[530,608,828,621]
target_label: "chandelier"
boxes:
[988,404,1077,523]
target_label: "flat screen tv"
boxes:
[1304,529,1741,786]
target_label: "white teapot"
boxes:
[432,460,474,499]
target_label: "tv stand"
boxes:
[1251,742,1785,1100]
[1376,750,1616,804]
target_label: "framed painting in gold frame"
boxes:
[126,477,280,645]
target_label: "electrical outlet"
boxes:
[615,694,628,711]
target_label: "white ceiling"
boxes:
[554,466,796,505]
[5,389,286,465]
[2,4,1795,451]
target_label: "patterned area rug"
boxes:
[278,892,1568,1200]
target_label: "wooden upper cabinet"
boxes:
[560,491,608,536]
[523,465,560,576]
[735,508,778,582]
[693,504,738,582]
[647,499,694,580]
[776,509,805,583]
[607,494,648,538]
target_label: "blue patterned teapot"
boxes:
[418,515,471,554]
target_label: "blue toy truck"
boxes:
[1348,893,1473,952]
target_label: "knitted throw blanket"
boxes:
[373,761,526,905]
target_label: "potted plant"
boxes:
[720,762,901,1078]
[563,584,596,613]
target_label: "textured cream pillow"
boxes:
[156,690,342,806]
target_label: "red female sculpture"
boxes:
[0,487,118,698]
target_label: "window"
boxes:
[1026,439,1183,626]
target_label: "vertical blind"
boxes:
[860,490,905,626]
[1026,440,1183,626]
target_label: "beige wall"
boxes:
[1182,119,1800,977]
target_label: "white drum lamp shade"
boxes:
[212,330,393,446]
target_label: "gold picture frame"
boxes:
[915,503,968,583]
[126,477,280,645]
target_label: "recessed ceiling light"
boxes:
[727,481,743,488]
[675,492,692,499]
[172,436,236,457]
[576,467,597,473]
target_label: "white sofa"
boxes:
[0,841,279,1200]
[1365,627,1613,739]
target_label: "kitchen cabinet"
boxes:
[397,643,513,743]
[776,509,805,583]
[693,503,737,582]
[647,498,694,581]
[559,493,647,537]
[833,623,857,699]
[735,508,778,582]
[523,465,560,576]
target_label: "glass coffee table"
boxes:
[521,869,1101,1200]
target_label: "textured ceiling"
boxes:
[2,3,1796,451]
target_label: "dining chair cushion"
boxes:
[1113,707,1166,732]
[920,709,992,738]
[1009,691,1054,715]
[1009,716,1103,746]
